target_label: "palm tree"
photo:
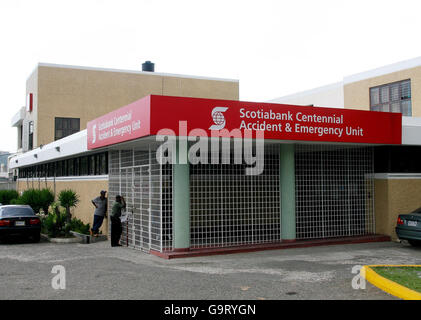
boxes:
[58,189,80,224]
[40,188,55,214]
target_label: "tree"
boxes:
[40,189,55,214]
[58,189,80,223]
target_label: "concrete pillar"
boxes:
[280,144,296,241]
[172,139,190,250]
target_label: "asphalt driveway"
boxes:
[1,239,420,300]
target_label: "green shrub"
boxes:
[10,198,19,205]
[69,218,91,235]
[0,190,19,205]
[40,207,91,237]
[40,203,67,237]
[16,188,55,213]
[15,189,42,212]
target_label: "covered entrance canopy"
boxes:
[87,95,402,255]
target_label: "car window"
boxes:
[413,207,421,213]
[0,207,35,217]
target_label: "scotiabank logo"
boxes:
[209,107,228,130]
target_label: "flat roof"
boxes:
[33,62,239,83]
[344,56,421,85]
[268,81,343,104]
[270,56,421,101]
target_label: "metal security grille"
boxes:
[190,143,281,248]
[108,146,172,252]
[295,144,375,240]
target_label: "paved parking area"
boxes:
[1,239,420,300]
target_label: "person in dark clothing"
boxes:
[111,195,126,247]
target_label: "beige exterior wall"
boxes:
[17,178,109,236]
[345,65,421,240]
[344,65,421,116]
[374,178,421,240]
[33,66,239,148]
[15,63,239,239]
[374,179,391,237]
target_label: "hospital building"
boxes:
[8,57,421,258]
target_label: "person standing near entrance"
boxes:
[111,195,126,247]
[91,190,108,236]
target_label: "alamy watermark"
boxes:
[351,265,366,290]
[51,265,66,290]
[155,121,266,176]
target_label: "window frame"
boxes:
[54,117,81,141]
[16,152,108,179]
[369,79,412,116]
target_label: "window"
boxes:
[18,125,23,149]
[80,156,88,175]
[28,121,34,150]
[48,163,55,177]
[68,158,74,176]
[99,153,108,175]
[55,117,80,140]
[89,155,96,175]
[74,158,80,176]
[370,80,412,116]
[56,161,62,177]
[16,152,108,179]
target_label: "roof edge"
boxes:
[344,56,421,85]
[36,62,239,83]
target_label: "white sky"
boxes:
[1,0,421,153]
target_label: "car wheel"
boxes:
[31,233,41,243]
[408,239,421,247]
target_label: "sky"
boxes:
[1,0,421,153]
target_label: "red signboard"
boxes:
[87,95,402,149]
[87,96,151,150]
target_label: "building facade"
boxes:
[10,57,421,256]
[11,63,239,152]
[10,63,239,235]
[10,94,403,257]
[271,56,421,241]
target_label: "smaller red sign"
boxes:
[87,96,151,149]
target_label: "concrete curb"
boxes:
[362,265,421,300]
[41,232,107,244]
[70,231,107,244]
[151,235,391,259]
[41,233,82,243]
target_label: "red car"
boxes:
[0,205,41,243]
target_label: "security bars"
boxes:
[109,143,375,253]
[189,143,281,248]
[295,144,375,240]
[108,146,173,252]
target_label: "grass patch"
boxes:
[372,266,421,293]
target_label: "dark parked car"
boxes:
[396,207,421,246]
[0,205,41,243]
